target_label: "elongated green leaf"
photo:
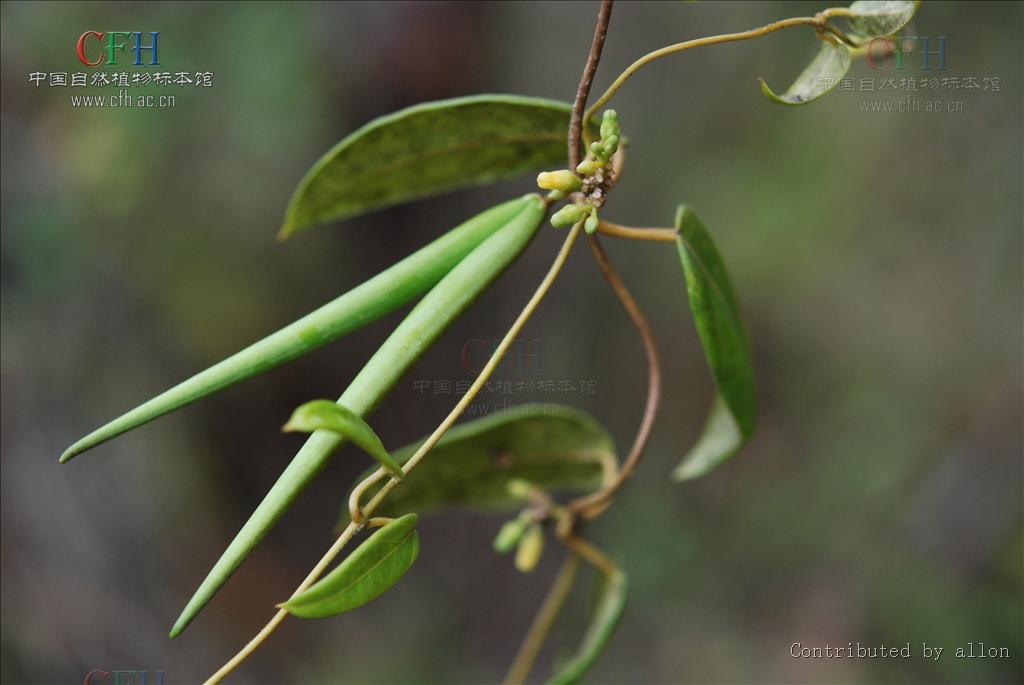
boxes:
[548,567,628,685]
[759,41,851,106]
[282,95,578,237]
[345,405,617,520]
[672,205,756,482]
[59,197,529,464]
[284,400,404,478]
[170,195,545,637]
[282,514,420,618]
[846,1,917,38]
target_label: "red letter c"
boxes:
[84,670,111,685]
[77,31,104,67]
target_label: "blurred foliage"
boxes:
[1,2,1020,684]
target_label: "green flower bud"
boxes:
[493,517,528,554]
[601,134,620,158]
[600,109,619,140]
[550,203,589,228]
[505,478,534,500]
[546,189,566,202]
[537,170,582,193]
[575,158,604,176]
[515,523,544,573]
[584,209,599,235]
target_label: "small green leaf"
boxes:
[282,514,420,618]
[170,196,545,637]
[346,404,617,519]
[672,205,756,481]
[759,41,851,106]
[59,197,529,464]
[282,95,583,237]
[548,567,628,685]
[846,0,918,38]
[284,400,404,478]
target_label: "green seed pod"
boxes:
[537,170,583,193]
[575,158,604,176]
[515,523,545,573]
[584,209,600,235]
[59,197,531,464]
[169,195,547,638]
[493,515,529,554]
[600,109,619,140]
[551,204,589,229]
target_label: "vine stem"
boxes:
[502,552,580,685]
[584,14,856,135]
[569,0,613,166]
[205,218,586,684]
[596,220,677,243]
[569,234,661,519]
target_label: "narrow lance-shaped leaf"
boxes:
[672,205,757,482]
[845,0,918,38]
[284,400,404,478]
[282,514,420,618]
[759,40,851,106]
[548,566,628,685]
[281,95,591,238]
[345,404,618,520]
[169,195,546,637]
[59,197,529,463]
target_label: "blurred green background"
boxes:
[1,2,1021,683]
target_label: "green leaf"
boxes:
[846,1,917,38]
[282,514,420,618]
[281,95,581,238]
[284,400,404,478]
[548,567,628,685]
[759,41,851,106]
[672,395,744,482]
[59,197,529,463]
[672,205,756,482]
[169,196,545,637]
[346,404,617,519]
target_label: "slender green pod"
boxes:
[169,194,546,637]
[59,197,530,464]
